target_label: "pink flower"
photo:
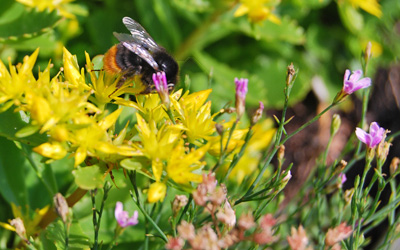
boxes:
[177,221,196,240]
[342,69,371,95]
[238,213,256,230]
[325,222,352,246]
[355,122,385,148]
[216,200,236,227]
[287,225,309,250]
[114,202,139,228]
[165,237,185,250]
[152,71,170,108]
[259,214,277,230]
[339,173,347,184]
[235,78,248,119]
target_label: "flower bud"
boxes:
[234,78,248,120]
[251,101,264,125]
[333,160,347,175]
[390,157,400,176]
[215,123,224,136]
[152,72,170,109]
[54,193,69,223]
[172,195,188,217]
[330,114,341,136]
[344,188,354,206]
[277,145,285,164]
[10,218,28,243]
[364,41,372,65]
[286,63,295,86]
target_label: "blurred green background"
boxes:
[1,0,399,111]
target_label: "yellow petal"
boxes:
[0,221,16,231]
[147,182,167,203]
[63,47,85,88]
[20,48,39,75]
[152,159,164,182]
[33,142,67,160]
[136,113,151,138]
[98,108,122,130]
[74,146,87,167]
[234,4,249,17]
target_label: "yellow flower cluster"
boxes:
[0,48,275,203]
[17,0,77,19]
[234,0,281,24]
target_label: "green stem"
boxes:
[92,183,112,250]
[222,124,253,181]
[164,107,176,125]
[129,171,168,243]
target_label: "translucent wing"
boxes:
[113,32,160,71]
[122,17,159,51]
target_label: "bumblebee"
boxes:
[103,17,179,94]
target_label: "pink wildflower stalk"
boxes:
[343,69,371,94]
[334,69,371,103]
[152,71,170,109]
[235,78,248,119]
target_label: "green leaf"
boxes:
[232,16,306,45]
[46,219,91,250]
[0,2,61,42]
[20,144,58,198]
[73,165,104,190]
[0,108,48,146]
[0,137,29,207]
[120,157,150,171]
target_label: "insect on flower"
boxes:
[103,17,179,94]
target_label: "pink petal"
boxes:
[355,127,369,145]
[343,80,355,94]
[344,69,351,81]
[355,77,371,89]
[349,70,362,82]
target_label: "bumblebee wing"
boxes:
[122,17,159,52]
[113,32,160,71]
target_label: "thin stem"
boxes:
[213,120,238,172]
[129,171,168,243]
[236,103,336,205]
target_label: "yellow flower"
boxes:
[148,182,167,203]
[344,0,382,18]
[166,143,208,185]
[172,89,216,144]
[17,0,77,19]
[135,93,167,123]
[0,49,39,111]
[234,0,281,24]
[70,109,140,166]
[85,53,143,111]
[135,113,183,162]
